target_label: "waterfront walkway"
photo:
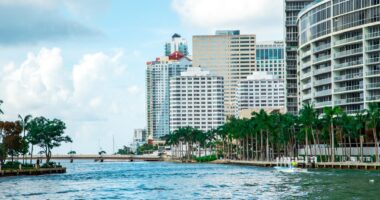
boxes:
[213,159,380,170]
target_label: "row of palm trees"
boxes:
[165,102,380,163]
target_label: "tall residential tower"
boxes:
[165,33,189,56]
[284,0,314,114]
[193,30,256,117]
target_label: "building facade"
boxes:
[193,30,256,117]
[285,0,314,114]
[146,52,192,139]
[131,129,147,152]
[170,67,224,132]
[256,41,286,79]
[165,33,189,56]
[298,0,380,114]
[235,71,285,118]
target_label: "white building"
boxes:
[131,129,147,152]
[146,52,192,139]
[256,41,285,79]
[170,67,224,132]
[165,33,189,56]
[235,71,285,118]
[193,30,256,117]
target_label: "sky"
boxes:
[0,0,284,154]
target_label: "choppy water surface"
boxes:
[1,160,380,199]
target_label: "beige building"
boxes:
[193,30,256,117]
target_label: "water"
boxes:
[1,160,380,199]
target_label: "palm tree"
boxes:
[18,114,32,164]
[0,100,3,115]
[323,106,342,162]
[252,109,269,161]
[366,102,380,163]
[299,103,316,162]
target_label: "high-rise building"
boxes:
[256,41,285,79]
[131,129,147,152]
[169,67,224,132]
[165,33,189,56]
[146,51,192,139]
[284,0,314,114]
[193,30,256,117]
[297,0,380,114]
[235,71,285,118]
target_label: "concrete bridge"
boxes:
[15,155,163,162]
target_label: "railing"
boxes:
[301,61,312,69]
[301,72,312,79]
[334,48,362,58]
[367,57,380,64]
[335,97,363,105]
[313,43,331,53]
[287,102,298,107]
[302,83,312,90]
[334,73,363,81]
[366,95,380,101]
[335,59,363,69]
[367,70,380,76]
[366,31,380,40]
[286,20,297,26]
[314,55,330,63]
[287,74,297,79]
[287,83,297,88]
[315,101,332,107]
[366,44,380,52]
[314,78,331,86]
[313,66,331,75]
[334,35,362,46]
[367,82,380,89]
[334,85,363,93]
[314,89,332,97]
[287,56,297,60]
[302,94,312,100]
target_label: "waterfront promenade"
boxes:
[212,159,380,170]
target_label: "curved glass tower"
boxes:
[298,0,380,114]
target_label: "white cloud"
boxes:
[0,48,144,154]
[171,0,283,40]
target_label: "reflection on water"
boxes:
[0,160,379,199]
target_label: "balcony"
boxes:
[366,70,380,76]
[334,48,362,59]
[287,56,297,60]
[367,57,380,65]
[313,66,331,75]
[286,20,297,26]
[314,78,331,86]
[366,31,380,40]
[367,95,380,101]
[287,102,298,107]
[334,85,363,93]
[287,74,297,79]
[301,51,311,59]
[367,82,380,89]
[302,93,312,100]
[301,61,312,70]
[315,101,332,107]
[301,72,312,79]
[334,73,363,82]
[287,83,297,89]
[334,59,363,69]
[334,35,362,46]
[314,55,331,63]
[366,44,380,52]
[302,83,312,90]
[314,89,332,97]
[335,97,363,105]
[313,43,331,53]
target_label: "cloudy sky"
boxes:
[0,0,283,154]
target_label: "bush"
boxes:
[196,155,217,163]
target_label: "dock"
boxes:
[0,167,66,177]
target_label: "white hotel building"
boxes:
[235,71,286,118]
[169,67,224,132]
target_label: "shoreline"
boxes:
[0,167,66,177]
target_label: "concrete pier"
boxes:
[0,168,66,177]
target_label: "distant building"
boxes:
[193,30,256,118]
[235,71,285,118]
[146,51,192,139]
[170,67,224,132]
[165,33,189,56]
[256,41,285,79]
[131,129,147,152]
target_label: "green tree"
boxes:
[366,103,380,162]
[323,106,342,162]
[0,143,7,165]
[299,103,316,161]
[3,121,23,162]
[18,114,32,164]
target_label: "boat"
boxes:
[274,166,308,173]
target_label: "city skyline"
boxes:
[0,0,284,154]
